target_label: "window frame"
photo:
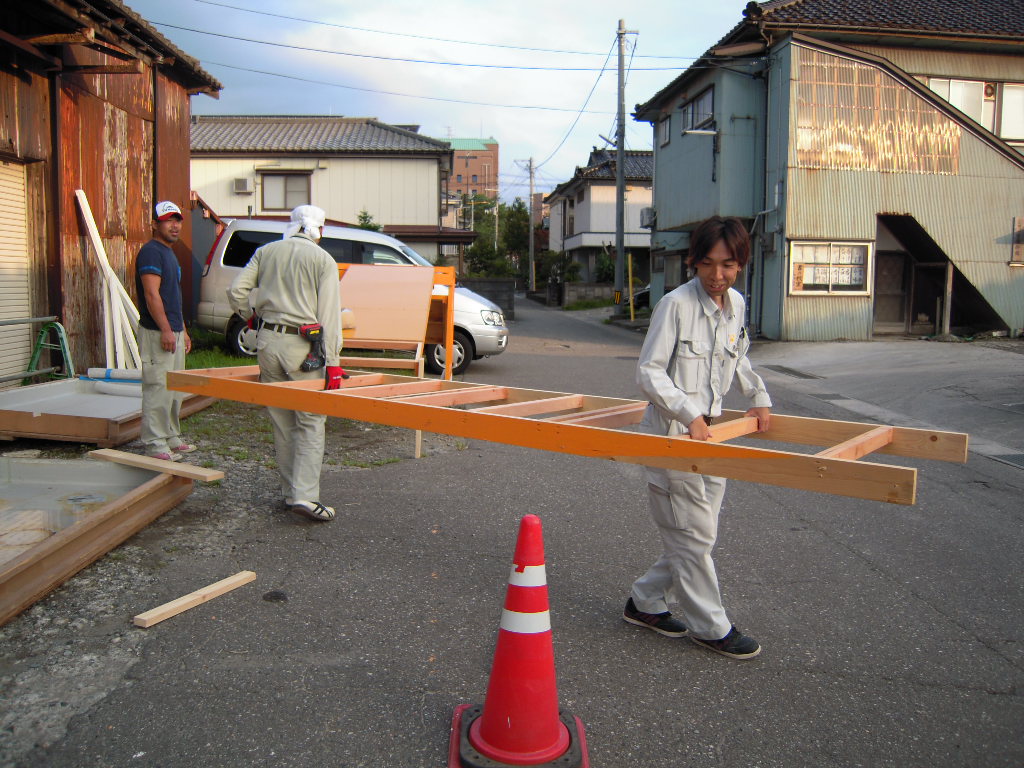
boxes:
[658,115,671,146]
[788,240,873,296]
[260,172,311,211]
[680,87,715,132]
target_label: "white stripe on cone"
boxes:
[507,564,547,587]
[500,609,552,634]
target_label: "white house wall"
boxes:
[190,156,440,226]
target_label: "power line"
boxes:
[190,0,697,60]
[152,22,686,71]
[201,60,615,114]
[536,41,616,170]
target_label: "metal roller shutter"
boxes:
[0,161,31,389]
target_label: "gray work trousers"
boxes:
[630,473,732,640]
[139,327,186,454]
[257,328,326,505]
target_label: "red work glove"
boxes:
[246,313,259,330]
[324,366,349,390]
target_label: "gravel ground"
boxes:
[0,398,462,766]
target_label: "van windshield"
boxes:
[400,246,433,266]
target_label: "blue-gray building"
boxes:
[636,0,1024,339]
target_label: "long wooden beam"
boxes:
[816,426,894,460]
[167,369,970,505]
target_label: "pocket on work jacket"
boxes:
[673,339,708,393]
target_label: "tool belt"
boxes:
[264,323,300,335]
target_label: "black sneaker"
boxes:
[623,597,688,637]
[690,626,761,659]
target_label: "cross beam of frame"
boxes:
[168,367,969,506]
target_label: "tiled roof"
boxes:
[545,150,653,201]
[753,0,1024,39]
[636,0,1023,118]
[191,116,452,153]
[580,149,654,181]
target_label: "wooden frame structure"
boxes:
[0,378,214,447]
[0,451,223,626]
[169,368,968,505]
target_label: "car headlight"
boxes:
[480,310,504,326]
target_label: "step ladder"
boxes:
[17,317,76,384]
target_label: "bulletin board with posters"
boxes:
[789,241,872,295]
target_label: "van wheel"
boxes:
[226,316,258,357]
[425,330,472,375]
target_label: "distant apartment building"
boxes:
[443,138,499,199]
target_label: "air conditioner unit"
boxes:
[640,207,656,229]
[233,177,253,195]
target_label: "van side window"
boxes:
[319,238,358,264]
[223,231,278,267]
[362,244,411,265]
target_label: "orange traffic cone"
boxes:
[449,514,589,768]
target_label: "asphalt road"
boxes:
[7,299,1024,767]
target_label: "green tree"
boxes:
[356,209,382,231]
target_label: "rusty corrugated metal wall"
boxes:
[57,46,193,369]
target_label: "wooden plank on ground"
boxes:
[133,571,256,628]
[88,449,224,482]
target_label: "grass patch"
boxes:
[187,347,253,370]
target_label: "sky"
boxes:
[125,0,745,203]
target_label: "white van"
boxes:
[197,219,509,374]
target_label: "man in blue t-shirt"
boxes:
[135,200,195,461]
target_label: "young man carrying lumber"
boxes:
[135,201,195,462]
[623,215,772,660]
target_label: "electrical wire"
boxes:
[536,41,616,170]
[200,60,614,113]
[190,0,697,60]
[152,22,685,71]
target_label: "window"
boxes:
[659,116,671,146]
[795,47,959,174]
[456,174,463,183]
[222,230,277,267]
[261,173,310,210]
[680,87,714,131]
[1002,84,1024,141]
[362,244,409,265]
[472,174,478,183]
[789,241,872,295]
[927,78,994,131]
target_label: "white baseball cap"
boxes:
[154,201,183,221]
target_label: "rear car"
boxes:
[197,219,509,374]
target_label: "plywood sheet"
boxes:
[339,265,435,342]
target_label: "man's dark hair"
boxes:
[687,216,750,268]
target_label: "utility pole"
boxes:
[528,157,536,292]
[614,19,637,309]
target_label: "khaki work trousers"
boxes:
[630,474,732,640]
[139,327,186,454]
[257,328,327,505]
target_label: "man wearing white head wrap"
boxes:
[227,204,344,522]
[283,204,326,240]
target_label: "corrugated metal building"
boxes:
[0,0,220,382]
[635,0,1024,340]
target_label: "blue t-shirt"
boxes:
[135,239,184,332]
